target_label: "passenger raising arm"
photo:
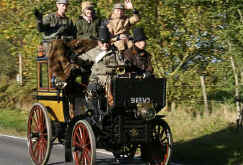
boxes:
[106,0,140,52]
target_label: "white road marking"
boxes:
[0,134,26,141]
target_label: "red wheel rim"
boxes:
[72,122,92,165]
[27,105,48,165]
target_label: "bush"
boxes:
[0,76,33,109]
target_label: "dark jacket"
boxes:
[38,12,76,40]
[75,16,101,40]
[123,46,153,73]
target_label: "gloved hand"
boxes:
[33,8,43,21]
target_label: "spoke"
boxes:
[35,108,40,123]
[73,134,90,150]
[35,109,42,131]
[42,142,47,160]
[34,141,40,163]
[74,129,83,148]
[33,139,40,156]
[78,127,84,144]
[80,127,86,145]
[74,152,81,165]
[38,147,42,163]
[83,143,91,149]
[33,116,40,132]
[83,151,91,164]
[41,138,46,162]
[73,141,84,149]
[82,127,89,143]
[39,108,44,132]
[80,152,85,164]
[39,109,44,132]
[32,110,40,132]
[82,145,91,154]
[39,141,44,162]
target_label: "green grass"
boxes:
[161,104,243,165]
[0,109,28,136]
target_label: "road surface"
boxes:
[0,134,149,165]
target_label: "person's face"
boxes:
[84,8,93,17]
[135,40,146,50]
[113,8,124,18]
[98,41,110,51]
[57,4,68,16]
[101,42,110,51]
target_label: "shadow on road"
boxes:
[172,125,243,165]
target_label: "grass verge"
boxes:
[162,104,243,165]
[0,109,28,137]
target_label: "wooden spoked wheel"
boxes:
[27,103,52,165]
[141,119,173,165]
[71,120,96,165]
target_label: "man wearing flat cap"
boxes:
[34,0,76,40]
[123,27,154,77]
[75,1,102,40]
[106,0,140,52]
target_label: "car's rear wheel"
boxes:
[141,119,173,165]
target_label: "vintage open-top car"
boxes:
[26,43,173,165]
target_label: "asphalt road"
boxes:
[0,134,148,165]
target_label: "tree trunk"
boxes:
[19,53,23,86]
[200,75,209,115]
[241,72,243,85]
[230,56,240,119]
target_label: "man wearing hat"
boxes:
[34,0,76,40]
[85,26,120,113]
[75,1,101,40]
[123,27,153,77]
[106,0,140,52]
